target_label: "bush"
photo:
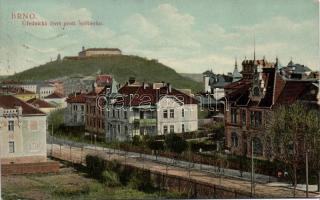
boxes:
[164,134,188,154]
[101,170,121,187]
[128,170,153,192]
[85,155,106,180]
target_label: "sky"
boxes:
[0,0,318,75]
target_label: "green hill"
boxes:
[9,55,202,92]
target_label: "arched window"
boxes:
[231,132,238,147]
[253,137,263,156]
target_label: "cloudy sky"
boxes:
[0,0,318,75]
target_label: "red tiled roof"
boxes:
[44,92,65,99]
[0,95,45,115]
[27,98,55,108]
[114,84,198,106]
[275,81,314,105]
[96,75,112,85]
[224,79,251,90]
[66,93,86,103]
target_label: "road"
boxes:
[48,136,276,183]
[48,137,320,198]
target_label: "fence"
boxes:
[49,143,254,198]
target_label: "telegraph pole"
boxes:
[306,149,309,198]
[251,139,255,197]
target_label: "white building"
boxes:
[105,82,198,141]
[38,84,55,99]
[0,95,47,164]
[64,93,86,126]
[43,92,67,108]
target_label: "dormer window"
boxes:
[253,86,260,96]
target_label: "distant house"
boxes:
[0,95,47,164]
[279,60,312,80]
[27,98,56,114]
[78,46,122,57]
[106,80,198,141]
[202,59,241,99]
[43,92,67,108]
[64,93,86,126]
[0,86,37,101]
[37,84,55,99]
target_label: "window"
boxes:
[163,125,168,134]
[124,110,128,119]
[73,115,77,123]
[170,109,174,118]
[231,132,238,147]
[8,120,14,131]
[9,142,15,153]
[125,126,128,135]
[112,109,115,117]
[250,111,263,128]
[118,125,121,133]
[182,124,185,133]
[163,110,168,118]
[117,109,120,119]
[182,108,185,117]
[252,137,263,156]
[241,110,246,126]
[231,109,237,123]
[170,125,174,133]
[73,105,77,111]
[81,105,84,112]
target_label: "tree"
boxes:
[266,103,320,196]
[164,133,188,154]
[147,138,164,160]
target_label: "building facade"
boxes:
[0,95,47,164]
[78,47,122,57]
[224,58,318,159]
[64,93,86,126]
[106,82,198,141]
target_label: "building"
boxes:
[203,60,241,99]
[0,86,37,101]
[84,86,107,139]
[37,84,55,99]
[78,46,122,57]
[48,80,65,95]
[27,98,56,114]
[64,93,86,126]
[279,60,312,80]
[106,81,198,141]
[1,80,38,94]
[43,92,67,108]
[224,57,318,159]
[62,75,96,96]
[0,95,47,164]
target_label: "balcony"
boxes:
[133,118,157,127]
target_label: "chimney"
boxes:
[167,83,172,93]
[129,77,135,85]
[143,82,147,89]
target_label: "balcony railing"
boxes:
[133,118,157,127]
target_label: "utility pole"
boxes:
[306,149,309,198]
[251,139,255,197]
[0,133,2,200]
[51,124,53,156]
